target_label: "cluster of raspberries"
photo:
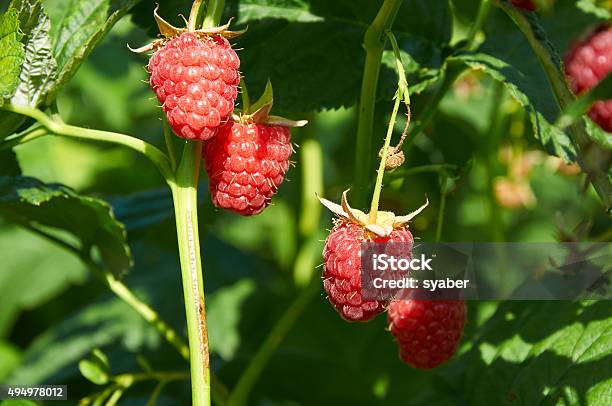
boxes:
[149,32,293,216]
[322,218,466,370]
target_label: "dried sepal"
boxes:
[318,190,428,237]
[154,5,184,37]
[393,197,429,226]
[128,6,245,54]
[127,39,164,54]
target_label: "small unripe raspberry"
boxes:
[203,120,293,216]
[388,299,466,369]
[564,25,612,132]
[323,221,414,322]
[511,0,536,11]
[148,32,240,140]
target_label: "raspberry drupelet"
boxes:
[323,221,414,322]
[388,299,466,369]
[148,32,240,140]
[318,191,428,322]
[203,120,293,216]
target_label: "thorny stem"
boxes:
[2,104,174,182]
[354,0,404,206]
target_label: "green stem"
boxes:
[19,221,230,405]
[188,0,206,31]
[3,104,174,182]
[163,117,178,171]
[18,222,191,359]
[170,2,225,404]
[354,0,404,205]
[171,141,209,406]
[202,0,226,29]
[501,3,611,211]
[369,94,402,223]
[0,127,49,150]
[227,279,320,406]
[466,0,492,50]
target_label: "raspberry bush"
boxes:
[0,0,610,405]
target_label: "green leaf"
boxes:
[9,0,57,107]
[452,52,577,161]
[91,348,110,370]
[0,8,24,105]
[499,2,612,208]
[5,296,153,385]
[79,358,109,385]
[0,340,21,382]
[0,401,38,406]
[471,301,612,405]
[0,224,86,336]
[576,0,612,19]
[223,0,452,112]
[207,279,256,360]
[0,176,132,276]
[43,0,139,102]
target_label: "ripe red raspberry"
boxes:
[388,299,466,369]
[511,0,536,11]
[148,32,240,140]
[323,222,414,322]
[203,120,293,215]
[564,25,612,132]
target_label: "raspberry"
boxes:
[511,0,536,11]
[323,221,414,322]
[203,120,293,216]
[388,299,466,369]
[148,32,240,140]
[564,25,612,132]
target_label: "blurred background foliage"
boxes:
[0,0,611,405]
